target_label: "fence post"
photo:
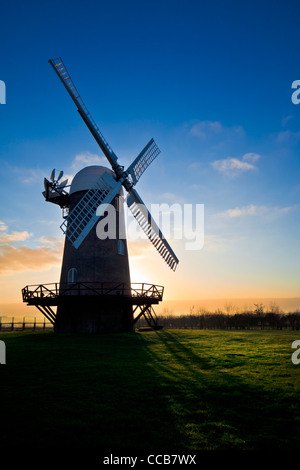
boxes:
[34,317,36,331]
[22,317,25,331]
[0,317,1,331]
[43,319,46,330]
[11,317,14,331]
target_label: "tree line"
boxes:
[137,304,300,330]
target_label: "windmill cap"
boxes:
[69,165,123,196]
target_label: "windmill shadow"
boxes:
[137,329,300,451]
[2,330,299,451]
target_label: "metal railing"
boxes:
[22,282,164,302]
[0,317,53,331]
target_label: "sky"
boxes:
[0,0,300,318]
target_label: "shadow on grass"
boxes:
[1,329,299,452]
[0,331,184,451]
[145,330,300,450]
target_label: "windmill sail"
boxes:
[57,170,64,181]
[127,188,179,271]
[48,57,119,172]
[60,172,121,249]
[126,138,160,185]
[57,179,68,189]
[49,56,179,270]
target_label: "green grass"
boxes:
[1,329,300,451]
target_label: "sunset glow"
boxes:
[1,1,300,320]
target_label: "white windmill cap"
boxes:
[69,165,123,196]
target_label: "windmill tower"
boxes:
[22,57,179,333]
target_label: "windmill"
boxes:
[22,57,179,333]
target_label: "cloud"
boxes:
[276,130,300,143]
[0,245,62,274]
[281,115,293,127]
[0,221,7,232]
[242,152,260,163]
[190,120,223,139]
[202,233,247,253]
[127,239,153,259]
[0,225,62,274]
[213,157,255,173]
[202,234,227,252]
[0,230,32,243]
[218,204,296,219]
[21,169,45,184]
[159,192,178,201]
[71,151,107,173]
[157,192,186,205]
[212,153,260,176]
[220,204,265,218]
[38,236,64,251]
[189,120,244,141]
[6,165,45,185]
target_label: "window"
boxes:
[117,240,125,256]
[67,268,77,283]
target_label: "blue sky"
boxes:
[0,0,300,315]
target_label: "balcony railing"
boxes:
[22,282,164,303]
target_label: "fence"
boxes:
[0,317,53,332]
[2,312,300,332]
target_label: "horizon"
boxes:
[1,296,299,322]
[1,0,300,319]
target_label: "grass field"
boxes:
[1,329,300,453]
